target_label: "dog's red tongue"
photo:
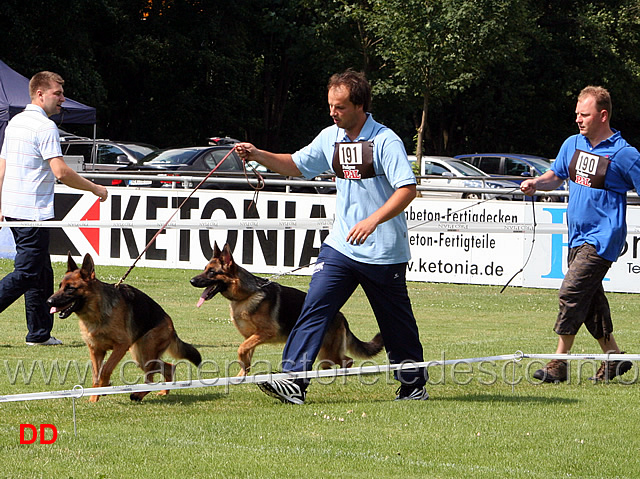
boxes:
[49,306,59,314]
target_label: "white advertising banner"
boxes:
[46,186,334,274]
[2,186,640,293]
[405,200,526,287]
[407,199,640,293]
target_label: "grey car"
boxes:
[454,153,567,202]
[60,137,158,186]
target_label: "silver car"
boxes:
[411,155,520,200]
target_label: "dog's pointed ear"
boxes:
[220,243,234,268]
[80,254,96,279]
[211,241,221,260]
[67,252,78,272]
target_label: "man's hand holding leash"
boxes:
[520,170,564,198]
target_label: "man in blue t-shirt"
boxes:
[521,86,640,383]
[235,70,428,403]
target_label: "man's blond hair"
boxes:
[29,71,64,100]
[578,85,612,119]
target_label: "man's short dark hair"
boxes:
[328,69,371,112]
[29,71,64,99]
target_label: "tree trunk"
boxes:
[415,89,429,165]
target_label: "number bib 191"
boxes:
[332,141,375,180]
[568,149,609,189]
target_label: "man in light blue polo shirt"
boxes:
[521,86,640,383]
[236,69,428,403]
[0,71,108,345]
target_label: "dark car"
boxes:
[454,153,567,202]
[123,145,335,193]
[60,137,158,186]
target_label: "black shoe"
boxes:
[589,352,633,382]
[533,359,568,383]
[394,385,429,401]
[257,378,307,404]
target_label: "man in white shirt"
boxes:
[0,71,108,345]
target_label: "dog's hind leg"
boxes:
[130,341,175,401]
[318,321,352,369]
[151,360,175,396]
[138,360,175,401]
[317,347,353,369]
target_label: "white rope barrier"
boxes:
[0,219,572,233]
[0,351,636,404]
[0,219,336,230]
[521,353,635,361]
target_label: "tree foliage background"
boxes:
[1,0,640,158]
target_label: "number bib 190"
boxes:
[568,149,609,189]
[332,141,375,180]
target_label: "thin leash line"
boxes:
[500,195,537,293]
[403,185,539,292]
[242,159,265,212]
[115,148,238,287]
[263,262,316,284]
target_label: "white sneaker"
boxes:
[395,385,429,401]
[257,378,306,404]
[26,336,63,346]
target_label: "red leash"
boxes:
[116,147,244,286]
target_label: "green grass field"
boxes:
[1,258,639,478]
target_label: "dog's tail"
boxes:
[168,335,202,366]
[344,317,384,358]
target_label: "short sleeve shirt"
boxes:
[292,114,415,264]
[551,130,640,261]
[0,104,60,220]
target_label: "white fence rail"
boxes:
[2,184,640,293]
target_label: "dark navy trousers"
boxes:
[282,244,428,386]
[0,220,54,343]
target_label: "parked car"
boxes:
[454,153,566,202]
[58,128,88,140]
[412,155,520,200]
[123,145,335,193]
[60,137,158,186]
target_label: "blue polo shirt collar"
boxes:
[582,128,621,151]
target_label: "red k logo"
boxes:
[80,199,100,255]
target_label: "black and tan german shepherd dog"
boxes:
[190,242,384,376]
[47,253,202,402]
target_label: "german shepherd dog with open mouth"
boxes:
[190,242,384,376]
[47,253,202,402]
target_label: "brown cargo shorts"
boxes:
[554,243,613,339]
